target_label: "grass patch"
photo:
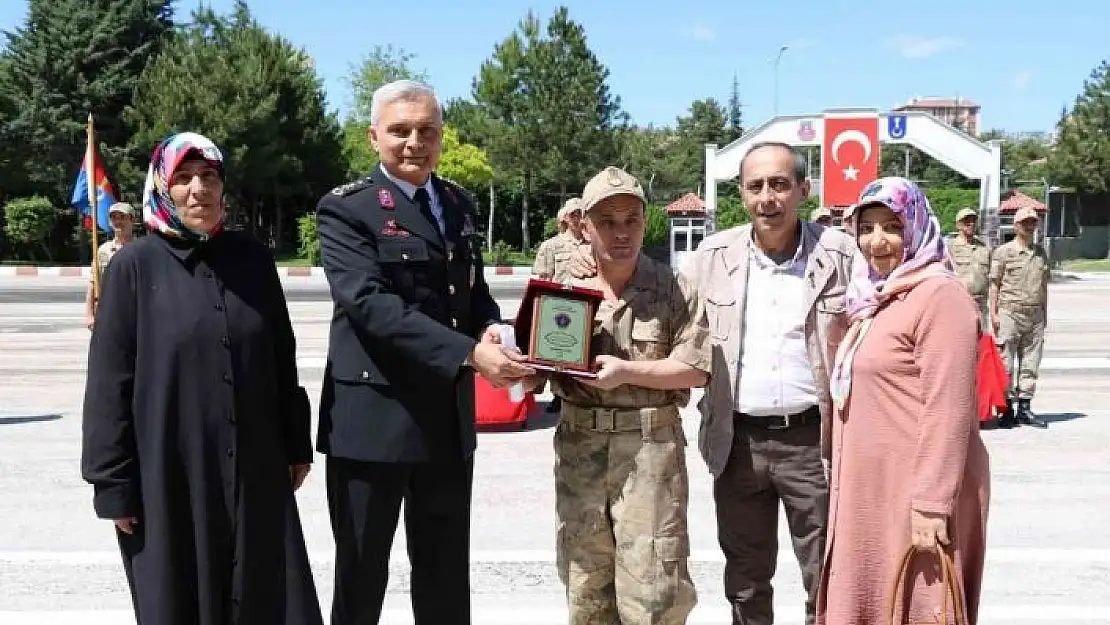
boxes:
[482,251,534,266]
[1060,258,1110,273]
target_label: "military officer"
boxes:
[532,197,586,283]
[316,79,534,625]
[949,207,993,330]
[989,206,1049,428]
[527,166,710,625]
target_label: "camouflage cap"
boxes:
[1014,206,1039,223]
[580,166,645,214]
[956,207,978,222]
[108,202,136,217]
[811,207,832,220]
[557,197,583,219]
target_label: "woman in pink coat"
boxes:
[818,177,991,624]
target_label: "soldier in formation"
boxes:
[948,207,992,330]
[989,206,1050,428]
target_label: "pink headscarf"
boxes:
[829,177,956,411]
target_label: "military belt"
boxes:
[560,403,680,435]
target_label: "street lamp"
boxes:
[772,45,789,117]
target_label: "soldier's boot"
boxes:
[998,395,1019,429]
[1017,399,1047,429]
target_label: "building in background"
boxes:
[894,96,981,136]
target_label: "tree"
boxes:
[2,196,56,260]
[340,45,428,178]
[438,126,494,193]
[726,73,744,143]
[1049,60,1110,193]
[125,1,345,250]
[0,0,173,203]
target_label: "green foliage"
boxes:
[0,0,173,202]
[923,188,979,232]
[644,204,669,248]
[124,1,345,248]
[542,217,559,240]
[345,45,428,125]
[438,126,495,191]
[2,196,57,259]
[489,240,513,265]
[297,212,319,265]
[1049,60,1110,194]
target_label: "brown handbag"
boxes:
[886,544,969,625]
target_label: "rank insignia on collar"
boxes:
[378,189,395,209]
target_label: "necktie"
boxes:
[413,188,442,237]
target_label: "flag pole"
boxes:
[87,113,102,301]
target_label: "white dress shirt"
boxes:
[736,231,819,416]
[379,164,444,234]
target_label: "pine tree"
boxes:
[0,0,174,201]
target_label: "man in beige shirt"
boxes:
[529,166,710,625]
[989,206,1049,428]
[948,207,992,330]
[532,197,586,282]
[84,202,136,329]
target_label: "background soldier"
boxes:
[810,206,833,227]
[949,207,992,330]
[84,202,136,330]
[530,166,710,625]
[531,197,586,282]
[989,206,1049,428]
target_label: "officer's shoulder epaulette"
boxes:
[330,176,375,197]
[436,176,476,205]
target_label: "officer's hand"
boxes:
[909,509,949,549]
[472,342,535,388]
[113,517,138,535]
[481,325,503,344]
[580,355,629,391]
[567,244,598,280]
[85,314,95,331]
[289,464,311,491]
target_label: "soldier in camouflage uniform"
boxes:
[529,166,710,625]
[532,197,586,283]
[949,207,993,331]
[989,206,1049,428]
[84,202,137,330]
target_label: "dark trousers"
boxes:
[326,456,474,625]
[713,416,828,625]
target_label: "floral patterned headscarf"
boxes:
[142,132,225,242]
[829,177,956,411]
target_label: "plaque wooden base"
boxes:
[513,279,604,379]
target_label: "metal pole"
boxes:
[772,45,788,117]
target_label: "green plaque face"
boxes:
[532,293,591,366]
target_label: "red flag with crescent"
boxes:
[821,114,880,207]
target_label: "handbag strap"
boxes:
[886,544,969,625]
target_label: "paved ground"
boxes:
[1,276,1109,624]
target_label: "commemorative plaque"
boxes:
[513,279,604,379]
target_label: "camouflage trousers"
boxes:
[554,404,697,625]
[998,305,1046,399]
[973,297,990,334]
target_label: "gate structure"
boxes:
[702,108,1005,243]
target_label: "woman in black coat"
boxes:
[81,132,323,625]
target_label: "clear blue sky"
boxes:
[2,0,1105,133]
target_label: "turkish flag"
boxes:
[822,115,880,207]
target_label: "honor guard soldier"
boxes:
[989,206,1049,428]
[949,207,993,330]
[528,166,711,625]
[85,202,136,329]
[316,79,534,625]
[532,197,587,283]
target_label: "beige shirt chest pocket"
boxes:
[816,287,847,316]
[704,291,735,342]
[630,317,669,360]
